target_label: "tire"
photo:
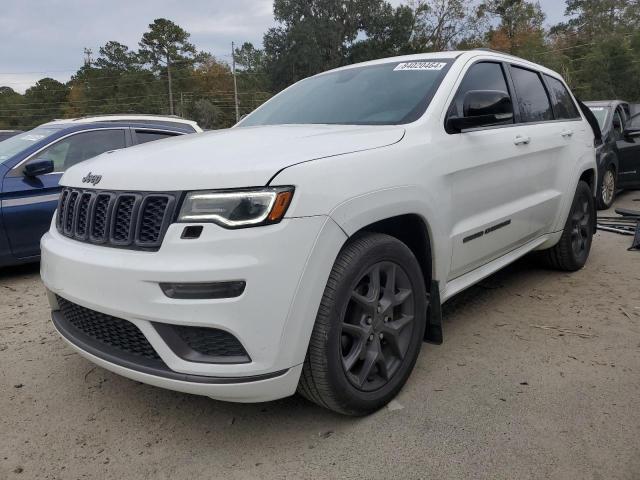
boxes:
[297,232,427,416]
[596,164,616,210]
[542,180,595,271]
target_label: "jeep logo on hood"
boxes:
[82,172,102,186]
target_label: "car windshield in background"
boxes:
[588,107,608,131]
[240,60,453,126]
[0,127,63,165]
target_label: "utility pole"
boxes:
[83,48,93,66]
[166,53,174,115]
[232,41,240,123]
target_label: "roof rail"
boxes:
[472,48,525,60]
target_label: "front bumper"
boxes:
[41,215,346,402]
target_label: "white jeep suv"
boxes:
[41,50,597,415]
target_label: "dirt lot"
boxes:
[1,192,639,480]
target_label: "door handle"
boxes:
[514,135,531,146]
[561,129,574,137]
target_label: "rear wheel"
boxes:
[543,180,594,271]
[597,165,616,210]
[297,233,427,416]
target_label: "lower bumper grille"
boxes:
[56,296,163,365]
[55,296,251,371]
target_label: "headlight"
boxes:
[178,186,294,228]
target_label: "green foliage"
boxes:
[138,18,198,70]
[1,2,639,131]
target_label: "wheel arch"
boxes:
[354,214,433,287]
[579,167,597,196]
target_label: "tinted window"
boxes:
[135,131,179,145]
[241,59,452,126]
[510,66,553,123]
[448,62,513,122]
[544,75,580,120]
[629,113,640,129]
[32,129,126,172]
[612,109,624,139]
[589,107,608,130]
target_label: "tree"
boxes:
[234,42,266,73]
[22,78,69,127]
[348,3,415,62]
[477,0,546,59]
[411,0,474,51]
[138,18,199,114]
[556,0,640,39]
[263,0,389,90]
[0,87,23,129]
[94,41,140,71]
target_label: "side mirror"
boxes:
[24,159,54,177]
[447,90,514,132]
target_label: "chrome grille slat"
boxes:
[56,187,177,251]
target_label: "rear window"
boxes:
[510,66,553,123]
[589,107,608,130]
[544,75,581,120]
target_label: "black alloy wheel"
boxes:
[340,261,416,391]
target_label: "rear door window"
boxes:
[544,75,581,120]
[134,130,181,145]
[510,66,553,123]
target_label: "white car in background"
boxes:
[46,114,203,133]
[40,50,597,415]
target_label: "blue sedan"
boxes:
[0,120,195,267]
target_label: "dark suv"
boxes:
[0,119,199,267]
[586,101,640,209]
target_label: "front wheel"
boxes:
[297,233,427,416]
[542,180,595,271]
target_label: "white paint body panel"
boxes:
[41,50,596,402]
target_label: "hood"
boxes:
[61,124,405,191]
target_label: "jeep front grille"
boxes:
[56,187,178,251]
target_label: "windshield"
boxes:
[588,107,608,131]
[240,60,453,126]
[0,126,64,165]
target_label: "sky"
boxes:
[0,0,568,93]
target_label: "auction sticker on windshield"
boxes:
[394,62,447,71]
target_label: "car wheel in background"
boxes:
[597,165,616,210]
[298,233,427,416]
[542,180,595,271]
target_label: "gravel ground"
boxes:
[1,192,639,480]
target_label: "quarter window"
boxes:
[544,75,580,120]
[447,62,513,123]
[510,66,553,123]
